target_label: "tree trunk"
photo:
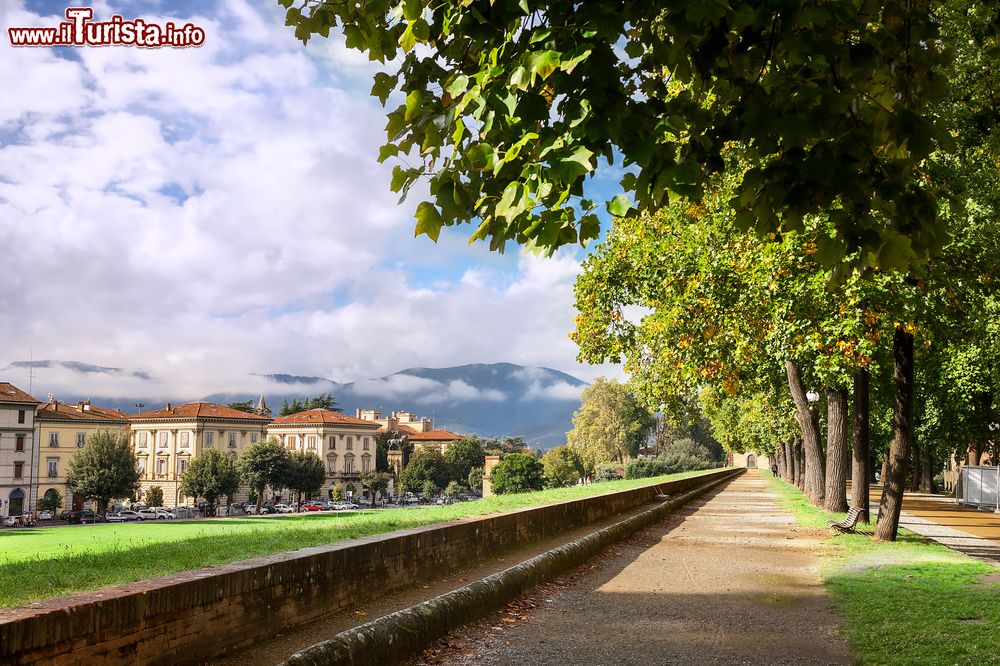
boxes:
[920,446,934,493]
[786,360,826,506]
[783,440,793,481]
[797,438,806,490]
[852,368,871,524]
[881,456,889,484]
[789,437,799,486]
[968,441,984,466]
[909,444,921,492]
[875,328,915,542]
[825,387,850,513]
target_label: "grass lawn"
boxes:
[0,469,716,609]
[765,472,1000,665]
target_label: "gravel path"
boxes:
[420,471,854,666]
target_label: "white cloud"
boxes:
[0,0,621,400]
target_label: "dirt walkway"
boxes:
[421,471,854,666]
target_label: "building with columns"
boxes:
[34,400,129,512]
[267,409,381,497]
[129,402,271,506]
[0,382,40,517]
[355,408,464,457]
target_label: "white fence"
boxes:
[958,466,1000,509]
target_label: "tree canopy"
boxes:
[279,392,342,416]
[180,448,240,513]
[66,431,140,516]
[567,378,655,470]
[238,438,290,512]
[489,452,545,495]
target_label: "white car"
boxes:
[333,501,359,510]
[38,509,54,520]
[138,507,175,520]
[107,510,141,523]
[273,503,296,513]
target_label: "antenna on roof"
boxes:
[27,349,35,394]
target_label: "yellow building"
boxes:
[129,402,270,507]
[267,409,382,497]
[35,401,129,512]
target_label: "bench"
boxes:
[827,506,865,534]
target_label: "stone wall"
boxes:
[0,468,740,665]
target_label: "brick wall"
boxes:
[0,468,739,665]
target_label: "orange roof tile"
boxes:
[37,402,128,423]
[270,409,380,427]
[0,382,40,404]
[130,402,270,421]
[405,429,464,441]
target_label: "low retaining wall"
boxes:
[0,468,741,665]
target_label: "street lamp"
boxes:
[806,391,819,403]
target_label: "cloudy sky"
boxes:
[0,0,621,401]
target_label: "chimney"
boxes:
[53,400,59,410]
[79,400,91,412]
[165,402,172,411]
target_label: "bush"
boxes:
[146,486,164,507]
[467,467,483,493]
[490,453,545,495]
[38,489,63,512]
[593,463,624,482]
[625,458,671,479]
[422,479,439,499]
[658,438,715,473]
[398,448,451,494]
[542,446,585,488]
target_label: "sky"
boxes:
[0,0,624,401]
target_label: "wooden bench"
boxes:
[827,506,865,534]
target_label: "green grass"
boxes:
[0,469,714,608]
[764,472,1000,665]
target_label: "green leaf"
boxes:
[496,182,528,221]
[404,90,423,122]
[467,143,497,171]
[551,145,595,182]
[529,50,561,83]
[415,202,443,241]
[446,75,470,97]
[530,29,551,44]
[378,143,399,163]
[401,0,422,21]
[606,194,632,217]
[371,72,396,105]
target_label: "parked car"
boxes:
[4,514,37,528]
[273,503,296,514]
[66,509,104,524]
[137,507,175,520]
[38,509,54,520]
[107,510,141,523]
[59,509,74,521]
[299,501,324,512]
[333,501,359,510]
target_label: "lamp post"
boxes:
[990,422,999,514]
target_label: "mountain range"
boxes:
[3,361,589,448]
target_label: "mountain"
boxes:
[3,361,588,449]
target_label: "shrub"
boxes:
[490,453,545,495]
[146,486,164,507]
[542,445,585,488]
[593,463,624,482]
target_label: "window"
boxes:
[308,436,317,449]
[156,459,166,476]
[345,456,354,474]
[250,432,258,443]
[328,456,337,473]
[346,436,354,450]
[328,436,336,450]
[158,432,168,448]
[362,456,371,473]
[18,434,27,451]
[47,458,58,477]
[363,437,370,451]
[228,433,237,448]
[17,410,25,424]
[180,432,190,447]
[76,432,86,447]
[138,458,146,475]
[13,462,23,479]
[179,459,189,475]
[137,432,148,447]
[205,432,214,446]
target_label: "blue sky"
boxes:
[0,0,622,401]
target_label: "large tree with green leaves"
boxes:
[180,448,240,515]
[66,431,141,516]
[238,438,290,513]
[397,448,451,494]
[541,445,585,488]
[443,437,486,484]
[278,392,342,416]
[489,453,545,495]
[363,471,391,507]
[567,378,655,471]
[284,451,327,505]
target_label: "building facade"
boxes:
[267,409,382,497]
[34,400,129,512]
[355,408,464,457]
[129,402,271,506]
[0,382,40,517]
[730,450,776,470]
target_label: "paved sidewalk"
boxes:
[867,487,1000,565]
[433,471,854,666]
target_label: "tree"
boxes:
[489,453,544,495]
[66,431,140,516]
[363,471,391,508]
[397,448,451,494]
[443,437,486,484]
[541,446,584,488]
[567,378,655,471]
[283,0,952,274]
[467,467,483,494]
[284,451,326,506]
[278,392,342,416]
[445,480,462,500]
[421,479,439,500]
[180,449,240,515]
[228,400,256,414]
[146,485,163,508]
[481,435,529,455]
[238,438,290,514]
[38,489,62,512]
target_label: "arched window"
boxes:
[9,488,25,516]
